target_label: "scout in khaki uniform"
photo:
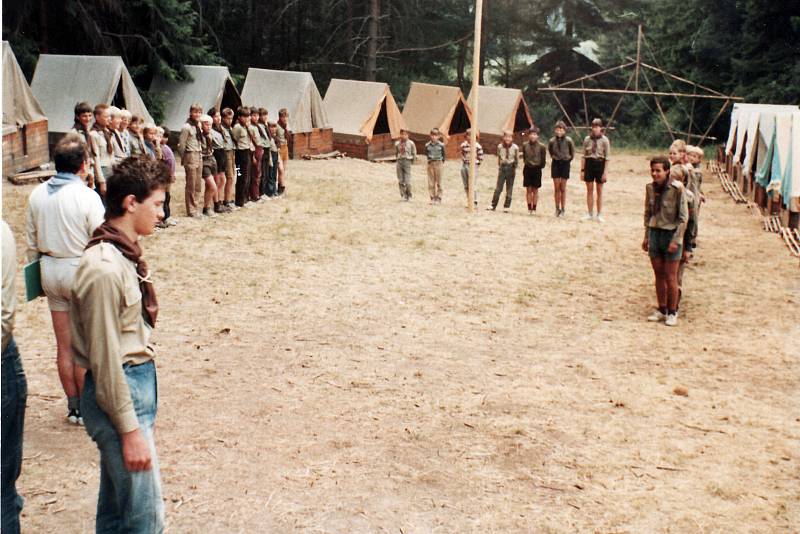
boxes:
[267,122,280,198]
[581,118,611,222]
[231,106,254,207]
[71,156,170,533]
[220,108,238,209]
[276,108,290,196]
[395,129,416,201]
[90,104,114,197]
[548,121,575,217]
[488,130,519,212]
[425,128,446,204]
[199,115,220,218]
[177,104,204,218]
[70,101,97,188]
[521,127,546,214]
[257,108,273,200]
[643,156,688,327]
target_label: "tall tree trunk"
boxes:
[456,39,467,91]
[346,0,354,58]
[365,0,380,80]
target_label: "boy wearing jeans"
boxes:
[459,129,484,207]
[395,129,416,200]
[488,130,519,212]
[425,128,446,204]
[71,156,171,532]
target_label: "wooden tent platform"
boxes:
[7,168,55,185]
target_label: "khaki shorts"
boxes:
[279,145,289,162]
[41,256,80,312]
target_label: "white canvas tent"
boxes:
[150,65,241,132]
[402,82,472,158]
[240,69,328,133]
[31,54,153,133]
[3,41,46,133]
[3,41,49,177]
[467,85,532,153]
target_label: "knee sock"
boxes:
[68,396,80,412]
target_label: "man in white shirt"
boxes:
[26,133,105,424]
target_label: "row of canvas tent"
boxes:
[724,103,800,222]
[3,46,535,178]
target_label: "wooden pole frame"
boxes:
[538,26,742,146]
[467,0,482,212]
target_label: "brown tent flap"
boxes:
[402,82,473,142]
[323,79,405,141]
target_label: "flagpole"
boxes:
[468,0,483,212]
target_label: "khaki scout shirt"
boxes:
[521,140,547,168]
[497,143,519,167]
[70,243,156,434]
[582,135,611,160]
[256,123,271,149]
[221,126,235,151]
[232,123,253,150]
[548,135,575,161]
[644,180,689,245]
[177,122,203,156]
[90,129,114,183]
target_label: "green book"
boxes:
[24,259,44,302]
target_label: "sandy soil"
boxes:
[2,151,798,533]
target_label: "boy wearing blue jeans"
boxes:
[71,156,171,533]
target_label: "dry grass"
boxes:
[2,152,799,533]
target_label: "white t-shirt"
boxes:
[26,178,105,262]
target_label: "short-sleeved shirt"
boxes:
[582,135,611,160]
[232,123,253,150]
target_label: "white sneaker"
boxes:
[665,313,678,327]
[596,214,605,223]
[581,212,593,221]
[647,310,666,322]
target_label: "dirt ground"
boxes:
[2,151,798,533]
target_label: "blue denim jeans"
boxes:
[266,151,279,197]
[1,337,27,534]
[81,360,164,534]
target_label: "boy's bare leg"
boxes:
[585,182,594,213]
[596,182,604,214]
[215,173,225,203]
[52,310,85,398]
[204,177,217,209]
[650,258,667,310]
[664,260,681,311]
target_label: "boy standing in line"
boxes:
[643,157,688,327]
[687,145,705,246]
[276,109,291,196]
[267,123,280,198]
[220,108,238,209]
[581,118,611,222]
[72,156,170,533]
[70,102,97,188]
[548,121,575,217]
[247,108,263,203]
[488,130,519,212]
[232,106,253,207]
[177,104,204,218]
[459,129,483,207]
[90,104,113,198]
[257,108,273,200]
[157,126,178,227]
[395,128,416,201]
[521,127,546,214]
[425,128,446,204]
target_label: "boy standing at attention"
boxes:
[395,128,416,201]
[232,106,253,207]
[459,128,484,207]
[548,121,575,217]
[686,145,705,246]
[220,108,238,209]
[488,130,519,212]
[276,109,291,196]
[643,157,688,327]
[177,104,204,218]
[425,128,446,204]
[521,127,546,214]
[581,118,611,222]
[72,156,170,532]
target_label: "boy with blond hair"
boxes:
[488,130,519,212]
